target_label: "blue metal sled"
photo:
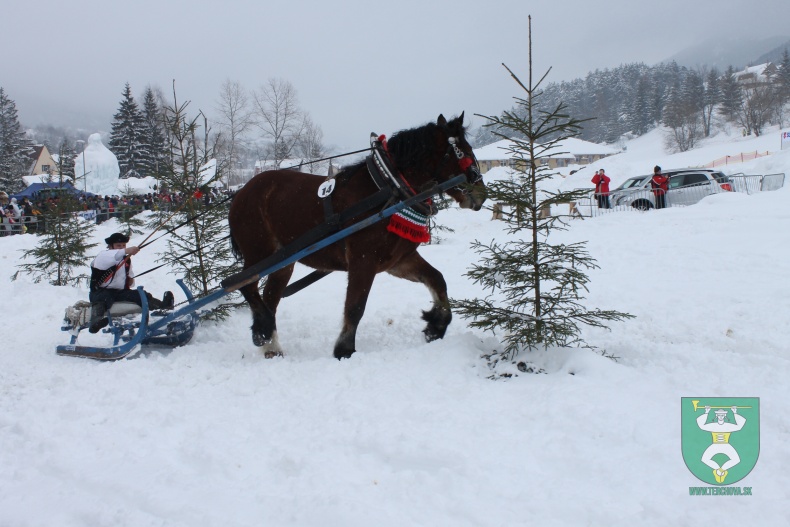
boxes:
[57,279,201,360]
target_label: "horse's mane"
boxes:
[388,118,467,172]
[387,122,441,172]
[333,116,467,179]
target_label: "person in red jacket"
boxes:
[592,168,611,209]
[650,165,669,209]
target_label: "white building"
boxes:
[474,137,620,173]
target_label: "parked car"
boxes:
[609,169,733,210]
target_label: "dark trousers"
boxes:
[90,288,163,311]
[654,192,667,209]
[595,194,610,209]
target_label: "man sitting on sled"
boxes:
[88,232,174,333]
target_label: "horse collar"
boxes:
[367,133,434,216]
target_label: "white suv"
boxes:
[609,169,734,210]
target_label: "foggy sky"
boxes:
[3,0,788,151]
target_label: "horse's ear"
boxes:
[448,113,465,129]
[437,114,447,127]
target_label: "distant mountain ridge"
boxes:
[666,36,790,71]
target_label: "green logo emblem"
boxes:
[681,398,760,485]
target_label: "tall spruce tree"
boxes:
[0,87,34,192]
[140,86,167,179]
[775,48,790,128]
[109,83,148,178]
[630,75,652,135]
[152,83,237,318]
[778,49,790,99]
[702,68,721,137]
[56,141,76,184]
[451,18,633,360]
[718,66,742,124]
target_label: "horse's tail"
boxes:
[229,229,242,261]
[228,194,243,261]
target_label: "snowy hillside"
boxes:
[1,127,789,526]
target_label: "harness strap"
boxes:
[222,186,393,290]
[365,155,389,190]
[367,134,433,216]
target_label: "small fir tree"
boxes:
[451,17,633,360]
[151,83,238,318]
[13,190,97,286]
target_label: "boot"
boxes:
[162,291,174,309]
[147,291,173,311]
[88,303,109,334]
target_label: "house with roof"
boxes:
[27,145,57,176]
[733,63,778,89]
[473,137,619,174]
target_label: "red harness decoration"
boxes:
[387,206,431,243]
[377,134,431,243]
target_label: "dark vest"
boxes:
[89,259,131,291]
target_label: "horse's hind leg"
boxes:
[240,264,294,358]
[387,252,451,342]
[239,281,280,356]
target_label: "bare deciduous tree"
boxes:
[736,84,778,137]
[215,79,253,188]
[295,115,326,173]
[662,85,703,152]
[252,78,307,168]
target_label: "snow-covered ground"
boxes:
[1,126,788,526]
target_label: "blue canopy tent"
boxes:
[10,181,94,201]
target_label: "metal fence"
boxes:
[0,206,150,237]
[575,172,785,218]
[729,173,785,194]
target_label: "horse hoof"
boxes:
[264,350,283,359]
[333,347,355,360]
[423,323,448,342]
[422,308,451,342]
[423,328,442,342]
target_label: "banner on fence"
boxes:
[75,210,96,222]
[782,130,790,150]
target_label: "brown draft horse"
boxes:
[228,113,486,359]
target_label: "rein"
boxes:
[140,147,376,252]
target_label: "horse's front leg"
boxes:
[387,251,452,342]
[334,263,377,360]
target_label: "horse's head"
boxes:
[435,113,487,211]
[386,113,487,212]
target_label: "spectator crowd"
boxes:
[0,187,228,237]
